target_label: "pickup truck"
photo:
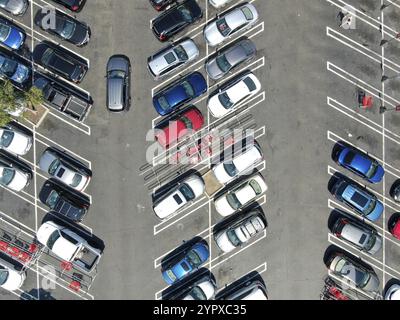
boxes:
[33,73,92,122]
[37,220,102,273]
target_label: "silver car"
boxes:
[0,0,28,16]
[106,55,131,112]
[332,216,382,255]
[205,38,256,80]
[147,38,199,80]
[327,252,380,293]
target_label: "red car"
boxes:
[155,107,204,149]
[390,216,400,239]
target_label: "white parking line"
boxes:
[47,110,91,136]
[0,210,36,234]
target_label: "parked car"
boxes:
[150,0,176,11]
[151,0,202,42]
[33,73,92,122]
[153,174,204,219]
[51,0,86,12]
[106,55,131,112]
[217,277,268,300]
[209,0,233,8]
[206,38,256,80]
[33,41,88,83]
[0,0,28,16]
[212,140,263,184]
[385,284,400,300]
[331,177,383,221]
[34,9,90,47]
[214,173,267,217]
[0,50,31,88]
[326,251,380,293]
[208,71,261,118]
[38,147,92,191]
[0,150,32,191]
[161,241,210,285]
[165,272,216,300]
[204,3,258,47]
[39,178,90,222]
[147,38,199,80]
[0,16,26,50]
[0,125,32,156]
[155,106,204,149]
[390,181,400,203]
[333,145,384,183]
[0,257,26,291]
[331,216,382,255]
[389,215,400,240]
[153,71,207,116]
[214,209,266,253]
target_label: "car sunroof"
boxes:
[351,192,368,207]
[56,167,65,178]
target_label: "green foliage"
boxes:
[24,86,44,111]
[0,80,15,126]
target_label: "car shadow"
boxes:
[327,171,350,194]
[20,288,56,300]
[4,121,33,137]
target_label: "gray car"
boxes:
[327,252,380,294]
[106,55,131,112]
[332,216,382,255]
[0,0,28,16]
[205,38,256,80]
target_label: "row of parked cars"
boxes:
[326,142,400,299]
[146,0,268,300]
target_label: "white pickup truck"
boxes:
[37,221,102,273]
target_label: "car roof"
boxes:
[341,223,369,247]
[342,185,371,210]
[225,40,256,66]
[107,77,124,111]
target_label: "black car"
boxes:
[33,41,88,83]
[51,0,86,12]
[39,178,90,222]
[0,47,31,88]
[150,0,176,11]
[34,9,90,47]
[106,55,131,112]
[151,0,203,42]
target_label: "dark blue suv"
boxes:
[335,146,384,184]
[332,177,383,221]
[153,71,207,116]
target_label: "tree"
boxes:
[0,80,15,126]
[23,86,44,112]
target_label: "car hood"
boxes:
[5,0,27,15]
[7,131,31,155]
[365,200,383,222]
[6,169,28,191]
[204,22,225,46]
[213,163,232,184]
[208,94,228,118]
[362,272,380,293]
[69,22,90,45]
[368,234,382,255]
[107,56,129,73]
[4,27,24,50]
[1,269,25,291]
[181,39,199,60]
[215,231,236,253]
[36,222,59,246]
[370,164,384,183]
[163,85,189,110]
[184,175,205,197]
[214,195,236,216]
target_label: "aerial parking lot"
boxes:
[1,0,400,301]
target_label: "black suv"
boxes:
[151,0,202,42]
[33,41,89,83]
[150,0,177,11]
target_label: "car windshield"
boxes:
[70,174,82,188]
[218,92,233,109]
[186,249,202,268]
[0,56,17,77]
[48,159,61,175]
[241,7,254,20]
[173,45,188,61]
[243,76,257,91]
[41,48,55,65]
[179,183,195,201]
[359,272,371,288]
[0,167,15,186]
[364,198,376,215]
[227,229,242,246]
[190,286,207,300]
[180,116,193,129]
[109,70,125,79]
[0,269,8,285]
[166,269,177,282]
[46,230,61,250]
[216,54,231,73]
[249,179,262,195]
[181,81,194,97]
[0,23,11,42]
[216,18,231,37]
[0,130,14,148]
[226,193,241,210]
[364,234,377,251]
[223,162,238,177]
[365,161,379,179]
[46,190,60,209]
[178,6,193,22]
[61,19,76,39]
[164,52,177,64]
[157,96,170,111]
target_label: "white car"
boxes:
[0,260,26,291]
[209,0,233,9]
[214,173,267,217]
[0,153,31,191]
[214,209,266,253]
[153,174,205,219]
[147,38,199,80]
[0,127,32,156]
[183,278,216,300]
[208,72,261,118]
[385,284,400,300]
[203,3,259,47]
[213,141,263,184]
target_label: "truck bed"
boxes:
[64,96,91,122]
[203,170,223,197]
[74,246,100,273]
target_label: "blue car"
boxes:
[162,242,210,285]
[153,71,207,116]
[332,177,383,221]
[0,17,25,50]
[0,51,31,87]
[336,146,384,184]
